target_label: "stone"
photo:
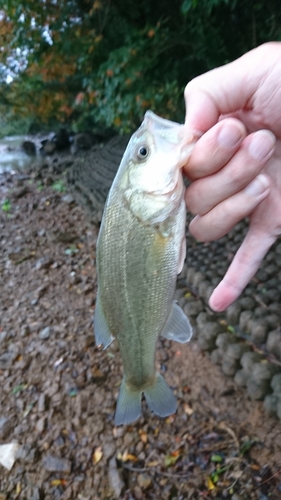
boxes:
[36,416,46,434]
[239,310,253,333]
[263,394,278,416]
[277,400,281,420]
[234,370,248,387]
[62,194,75,204]
[226,303,242,325]
[21,140,36,156]
[266,330,281,359]
[197,322,221,351]
[238,297,256,310]
[240,351,263,375]
[42,455,71,474]
[250,320,268,345]
[0,351,17,370]
[108,457,124,498]
[216,332,236,350]
[271,373,281,393]
[0,416,11,438]
[38,393,47,412]
[184,299,203,317]
[16,444,37,463]
[137,473,152,489]
[39,326,53,340]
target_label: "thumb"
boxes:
[184,43,272,132]
[208,226,276,311]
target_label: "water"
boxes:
[0,136,38,174]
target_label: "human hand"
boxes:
[183,42,281,311]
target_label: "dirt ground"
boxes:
[0,173,281,499]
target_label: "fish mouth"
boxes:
[147,175,183,197]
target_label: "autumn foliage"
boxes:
[1,0,281,133]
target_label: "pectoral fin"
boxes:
[94,294,114,349]
[161,301,193,343]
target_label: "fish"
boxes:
[94,110,195,425]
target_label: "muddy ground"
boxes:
[0,173,281,499]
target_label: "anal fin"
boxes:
[161,301,193,343]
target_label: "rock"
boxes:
[186,267,195,284]
[238,297,256,310]
[108,457,124,498]
[42,455,71,474]
[137,473,152,489]
[250,319,268,344]
[0,351,17,369]
[54,128,70,150]
[16,444,37,463]
[38,326,53,340]
[210,348,223,365]
[271,373,281,393]
[239,310,253,333]
[21,140,36,156]
[183,299,203,317]
[40,139,56,155]
[246,362,280,400]
[35,257,53,270]
[197,322,222,351]
[277,400,281,420]
[0,416,11,438]
[192,272,204,288]
[226,303,241,325]
[62,194,75,204]
[263,394,278,416]
[36,416,46,434]
[71,132,97,153]
[38,393,47,412]
[216,332,236,350]
[234,370,248,387]
[247,378,271,400]
[240,351,263,375]
[266,330,281,359]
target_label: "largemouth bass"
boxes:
[94,111,194,425]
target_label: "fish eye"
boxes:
[137,145,149,160]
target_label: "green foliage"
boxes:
[1,0,281,132]
[1,199,11,212]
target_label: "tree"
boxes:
[1,0,281,134]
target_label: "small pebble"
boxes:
[42,455,71,474]
[38,326,53,340]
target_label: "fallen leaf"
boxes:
[207,476,216,490]
[183,403,193,415]
[139,430,148,444]
[93,446,103,464]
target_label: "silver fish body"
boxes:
[94,111,193,425]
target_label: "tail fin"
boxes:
[114,379,142,426]
[114,374,177,426]
[144,373,177,418]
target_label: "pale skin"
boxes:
[183,42,281,312]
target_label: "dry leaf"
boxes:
[93,446,103,464]
[139,430,148,444]
[183,403,193,415]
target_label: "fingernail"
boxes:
[245,174,270,196]
[218,123,243,148]
[248,131,275,161]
